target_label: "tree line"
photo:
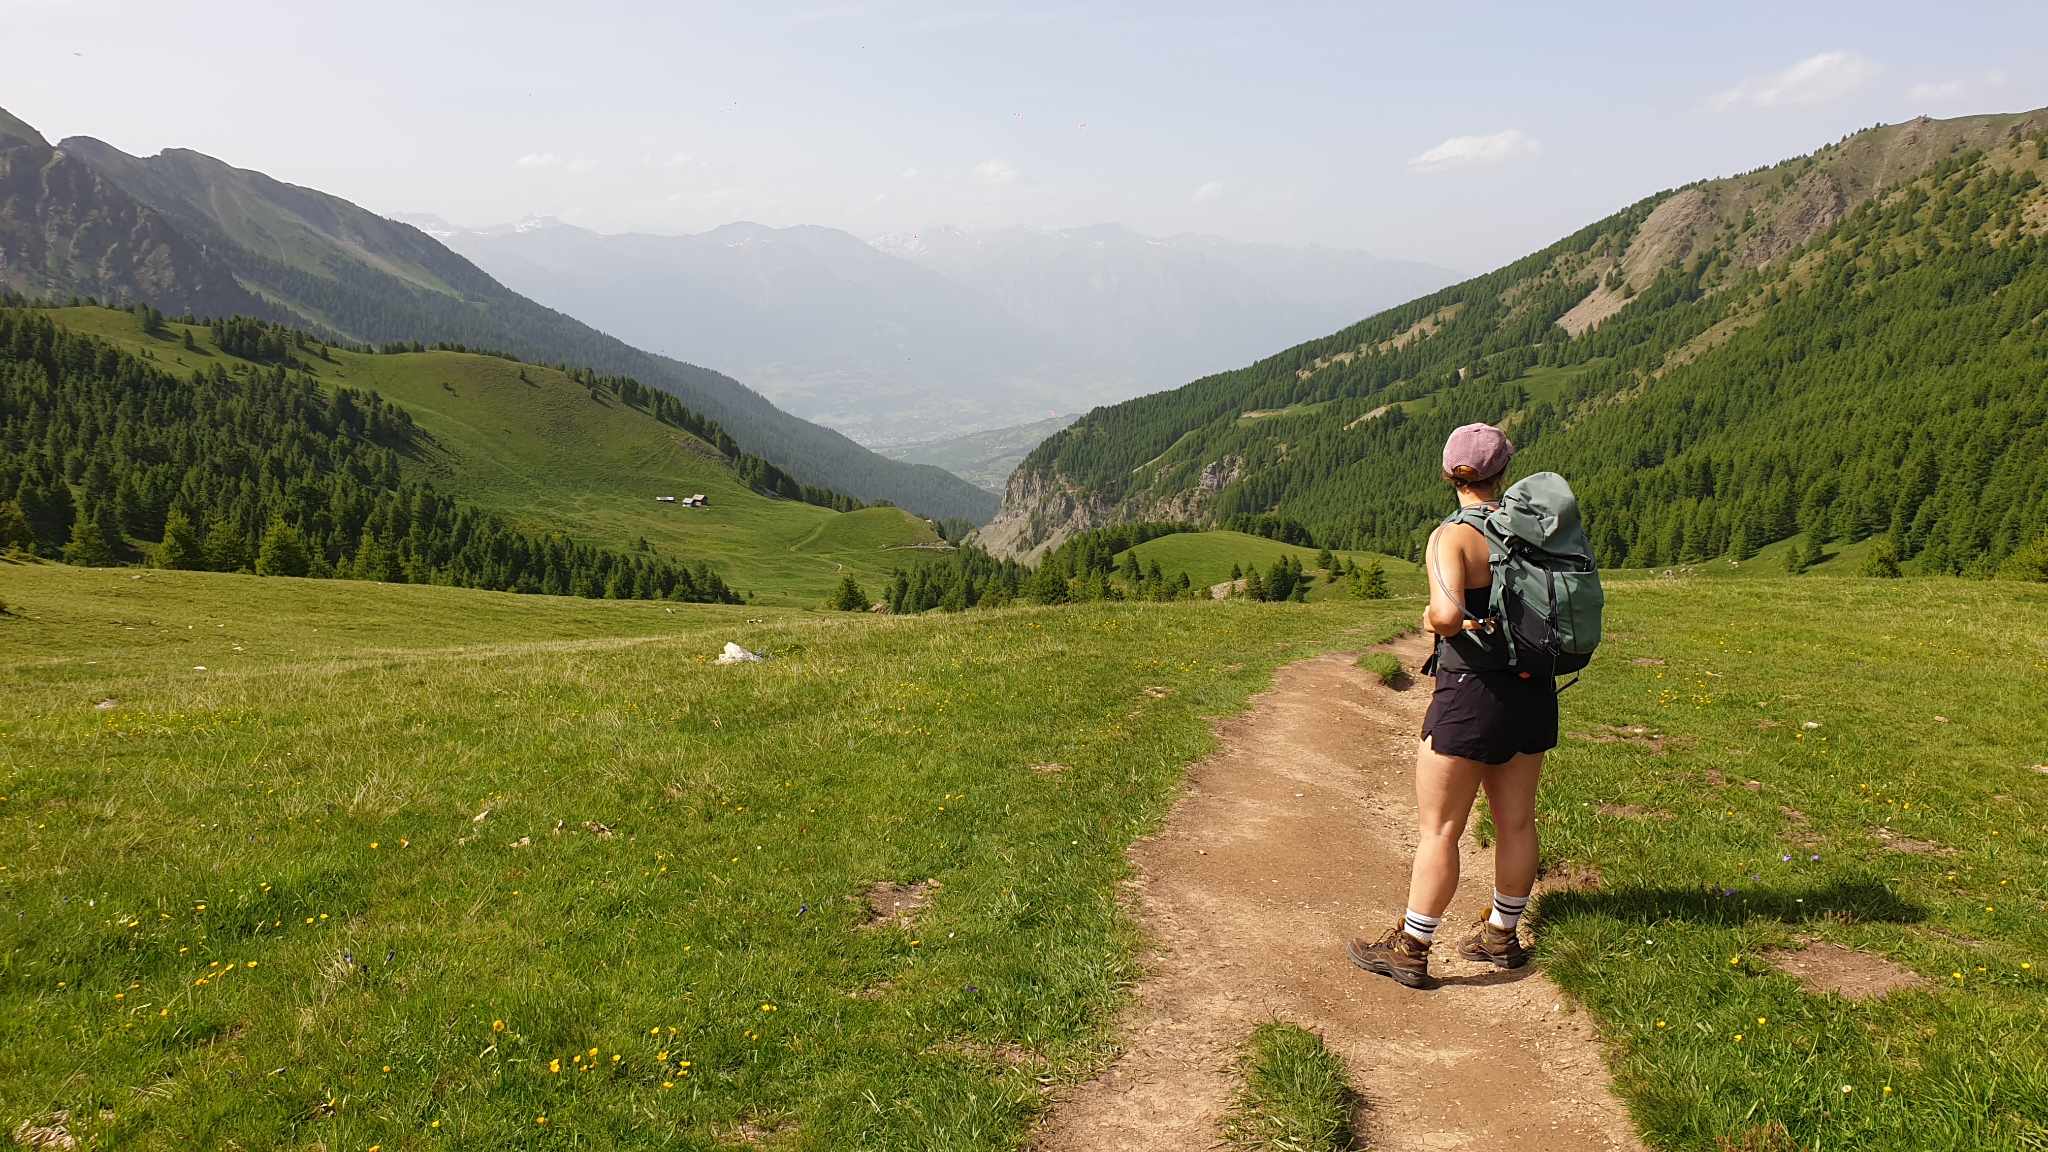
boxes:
[0,308,740,602]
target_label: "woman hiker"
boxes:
[1348,423,1555,989]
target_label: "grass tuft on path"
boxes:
[1224,1021,1361,1151]
[1355,651,1404,688]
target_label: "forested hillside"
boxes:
[0,107,993,521]
[0,308,739,600]
[983,110,2048,577]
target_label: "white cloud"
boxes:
[901,166,920,180]
[1192,179,1225,203]
[1406,129,1541,174]
[973,158,1018,185]
[1905,69,2008,106]
[661,152,695,170]
[1713,51,1878,110]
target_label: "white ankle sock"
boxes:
[1401,909,1441,943]
[1488,889,1530,931]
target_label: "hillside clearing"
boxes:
[43,307,934,605]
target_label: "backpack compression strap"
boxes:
[1432,504,1519,666]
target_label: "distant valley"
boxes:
[416,215,1458,446]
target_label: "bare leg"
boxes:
[1404,736,1488,919]
[1481,751,1545,899]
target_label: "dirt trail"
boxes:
[1033,634,1643,1152]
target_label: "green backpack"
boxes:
[1431,471,1604,679]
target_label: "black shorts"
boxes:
[1421,669,1559,765]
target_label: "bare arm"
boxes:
[1422,524,1478,638]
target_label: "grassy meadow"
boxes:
[44,308,940,606]
[0,561,1405,1149]
[3,556,2044,1150]
[1536,576,2048,1150]
[1115,530,1423,599]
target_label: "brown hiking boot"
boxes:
[1347,922,1435,989]
[1455,918,1530,969]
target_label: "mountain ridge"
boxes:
[980,108,2048,575]
[0,107,994,521]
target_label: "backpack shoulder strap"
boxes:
[1430,504,1505,624]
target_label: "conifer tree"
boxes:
[1362,558,1390,600]
[255,517,310,577]
[202,514,249,573]
[1860,536,1902,578]
[832,574,869,611]
[65,499,119,566]
[0,500,30,553]
[158,510,204,570]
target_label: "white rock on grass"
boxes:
[716,642,764,665]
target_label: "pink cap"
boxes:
[1442,422,1513,480]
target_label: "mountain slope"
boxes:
[0,113,270,318]
[419,217,1086,445]
[34,305,943,604]
[0,106,992,521]
[983,110,2048,576]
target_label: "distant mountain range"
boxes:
[982,109,2048,580]
[413,215,1459,446]
[0,106,993,521]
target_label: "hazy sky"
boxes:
[9,0,2047,271]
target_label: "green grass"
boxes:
[1117,531,1422,601]
[7,553,2045,1149]
[0,561,1409,1149]
[1608,534,1887,581]
[1222,1021,1359,1151]
[1535,576,2048,1150]
[1355,651,1404,687]
[45,307,939,606]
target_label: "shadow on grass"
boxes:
[1535,876,1926,930]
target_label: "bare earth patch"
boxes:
[1870,827,1951,856]
[718,1117,794,1148]
[1031,762,1070,776]
[1032,634,1642,1152]
[1629,658,1665,667]
[1571,725,1667,754]
[1557,281,1631,337]
[1766,940,1925,1000]
[929,1037,1037,1070]
[859,880,938,930]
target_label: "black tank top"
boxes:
[1433,582,1509,675]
